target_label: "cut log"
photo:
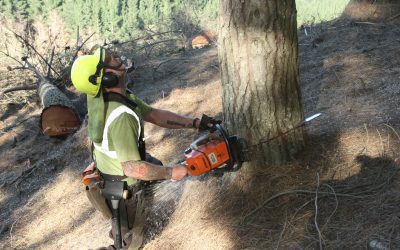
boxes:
[38,80,81,137]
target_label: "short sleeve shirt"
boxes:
[93,93,152,185]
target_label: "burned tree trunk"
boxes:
[218,0,305,166]
[38,79,81,137]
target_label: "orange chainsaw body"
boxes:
[185,139,230,176]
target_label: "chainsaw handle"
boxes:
[190,134,210,150]
[190,132,223,150]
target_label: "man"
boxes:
[70,47,218,249]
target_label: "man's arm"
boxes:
[144,108,200,129]
[122,160,187,181]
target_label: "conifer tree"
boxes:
[27,0,43,18]
[15,0,30,20]
[121,0,140,38]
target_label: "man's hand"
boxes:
[198,114,222,132]
[171,165,188,180]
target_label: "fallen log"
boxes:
[38,79,81,137]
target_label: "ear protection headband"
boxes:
[88,47,119,88]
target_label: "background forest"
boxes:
[0,0,349,40]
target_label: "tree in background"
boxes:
[27,0,43,18]
[121,0,141,38]
[103,0,123,35]
[14,0,29,20]
[218,0,305,166]
[0,0,220,41]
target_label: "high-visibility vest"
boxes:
[93,105,142,159]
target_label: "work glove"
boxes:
[198,114,222,132]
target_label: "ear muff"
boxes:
[101,72,119,88]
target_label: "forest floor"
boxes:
[1,14,400,250]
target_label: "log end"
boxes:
[40,105,81,137]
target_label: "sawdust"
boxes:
[2,5,400,249]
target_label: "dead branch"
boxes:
[383,123,400,143]
[6,29,60,77]
[47,47,55,78]
[354,21,381,26]
[275,216,288,250]
[0,50,24,67]
[23,59,46,82]
[321,184,338,232]
[243,166,398,224]
[110,30,183,47]
[139,39,180,51]
[314,173,323,250]
[243,189,364,222]
[388,13,400,21]
[72,32,95,63]
[57,32,96,82]
[3,85,36,94]
[76,26,80,50]
[1,51,45,82]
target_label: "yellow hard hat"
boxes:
[71,48,105,96]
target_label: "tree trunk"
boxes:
[218,0,304,166]
[343,0,400,20]
[38,80,81,137]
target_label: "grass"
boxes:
[296,0,350,25]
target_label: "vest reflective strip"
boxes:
[93,105,141,159]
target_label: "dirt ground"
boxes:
[2,10,400,250]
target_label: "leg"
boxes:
[128,190,145,250]
[86,184,112,219]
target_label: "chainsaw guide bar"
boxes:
[183,113,321,176]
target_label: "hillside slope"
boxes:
[1,16,400,249]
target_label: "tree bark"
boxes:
[38,80,81,137]
[218,0,304,166]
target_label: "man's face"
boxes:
[104,51,126,79]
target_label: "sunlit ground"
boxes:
[297,0,350,25]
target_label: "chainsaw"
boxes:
[184,124,245,176]
[183,113,321,176]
